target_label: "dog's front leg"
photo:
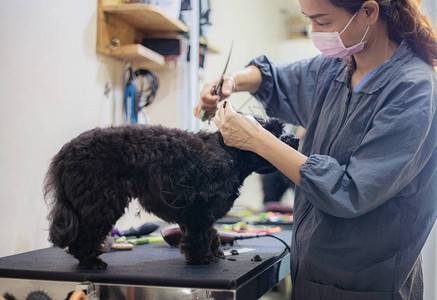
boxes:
[179,225,218,265]
[208,226,224,259]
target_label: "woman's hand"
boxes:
[213,101,307,186]
[212,101,267,152]
[193,75,236,119]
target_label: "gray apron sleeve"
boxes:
[248,55,327,127]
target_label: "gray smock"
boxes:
[249,40,437,300]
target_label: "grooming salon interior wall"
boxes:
[0,0,436,298]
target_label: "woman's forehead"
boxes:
[298,0,350,17]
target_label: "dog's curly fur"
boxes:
[44,117,298,269]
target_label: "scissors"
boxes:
[200,41,233,122]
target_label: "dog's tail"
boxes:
[44,151,78,248]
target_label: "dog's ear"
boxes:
[263,118,284,138]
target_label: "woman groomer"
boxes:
[195,0,437,299]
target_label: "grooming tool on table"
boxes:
[112,222,160,237]
[116,235,164,245]
[111,243,134,250]
[101,235,134,252]
[220,222,282,234]
[200,41,233,123]
[125,236,164,245]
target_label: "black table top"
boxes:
[0,231,292,290]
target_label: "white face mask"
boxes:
[310,12,370,59]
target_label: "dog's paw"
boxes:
[214,248,225,259]
[185,253,217,265]
[79,257,108,270]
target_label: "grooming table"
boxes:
[0,230,292,300]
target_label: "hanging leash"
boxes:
[123,67,159,125]
[123,67,139,124]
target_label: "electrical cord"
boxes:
[264,234,291,252]
[123,67,159,124]
[233,233,291,252]
[135,69,159,109]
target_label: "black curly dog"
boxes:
[44,117,299,269]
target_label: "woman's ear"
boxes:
[361,0,379,25]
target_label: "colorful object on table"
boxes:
[115,234,164,246]
[233,221,249,231]
[115,236,127,243]
[256,212,294,224]
[226,206,254,219]
[126,236,164,245]
[101,235,134,252]
[220,222,282,234]
[111,243,134,250]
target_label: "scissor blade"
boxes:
[213,41,233,96]
[221,41,233,76]
[201,41,234,122]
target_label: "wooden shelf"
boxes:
[97,0,187,69]
[102,4,188,33]
[109,44,166,67]
[199,36,220,54]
